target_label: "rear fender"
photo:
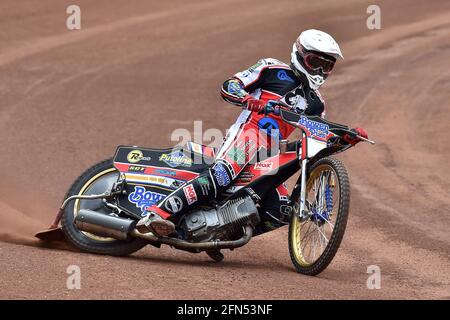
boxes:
[112,145,212,218]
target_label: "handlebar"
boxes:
[258,100,376,145]
[355,135,375,145]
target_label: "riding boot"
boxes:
[136,161,234,236]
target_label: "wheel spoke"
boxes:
[301,222,314,243]
[315,223,329,243]
[295,166,341,265]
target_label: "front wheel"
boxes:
[61,159,147,256]
[288,157,350,276]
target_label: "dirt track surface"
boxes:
[1,0,449,299]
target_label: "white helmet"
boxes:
[291,29,344,90]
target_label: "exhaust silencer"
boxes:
[74,209,137,240]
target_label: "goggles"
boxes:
[297,50,336,75]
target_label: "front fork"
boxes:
[298,132,309,220]
[298,157,308,220]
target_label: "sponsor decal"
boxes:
[127,150,151,163]
[227,80,245,96]
[155,169,177,176]
[198,176,211,196]
[159,150,193,168]
[213,163,231,187]
[277,70,295,83]
[128,186,166,216]
[183,184,198,205]
[298,116,330,139]
[147,176,168,185]
[257,118,281,138]
[254,162,273,170]
[283,86,307,112]
[128,165,146,173]
[124,173,181,189]
[165,196,183,213]
[248,60,263,72]
[227,140,257,165]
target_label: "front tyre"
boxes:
[288,157,350,276]
[61,159,146,256]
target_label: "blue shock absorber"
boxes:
[312,185,333,223]
[311,182,333,223]
[325,185,333,213]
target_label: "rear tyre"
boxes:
[288,157,350,276]
[61,159,147,256]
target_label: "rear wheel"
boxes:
[61,159,146,256]
[288,157,350,275]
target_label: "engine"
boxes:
[181,196,260,242]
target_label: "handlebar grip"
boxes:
[244,99,286,115]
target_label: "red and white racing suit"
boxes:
[152,58,326,233]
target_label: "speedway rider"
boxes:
[137,29,368,236]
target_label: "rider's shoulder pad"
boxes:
[262,58,290,68]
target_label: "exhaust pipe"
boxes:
[74,209,254,252]
[130,225,253,252]
[74,209,137,240]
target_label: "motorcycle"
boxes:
[36,101,374,276]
